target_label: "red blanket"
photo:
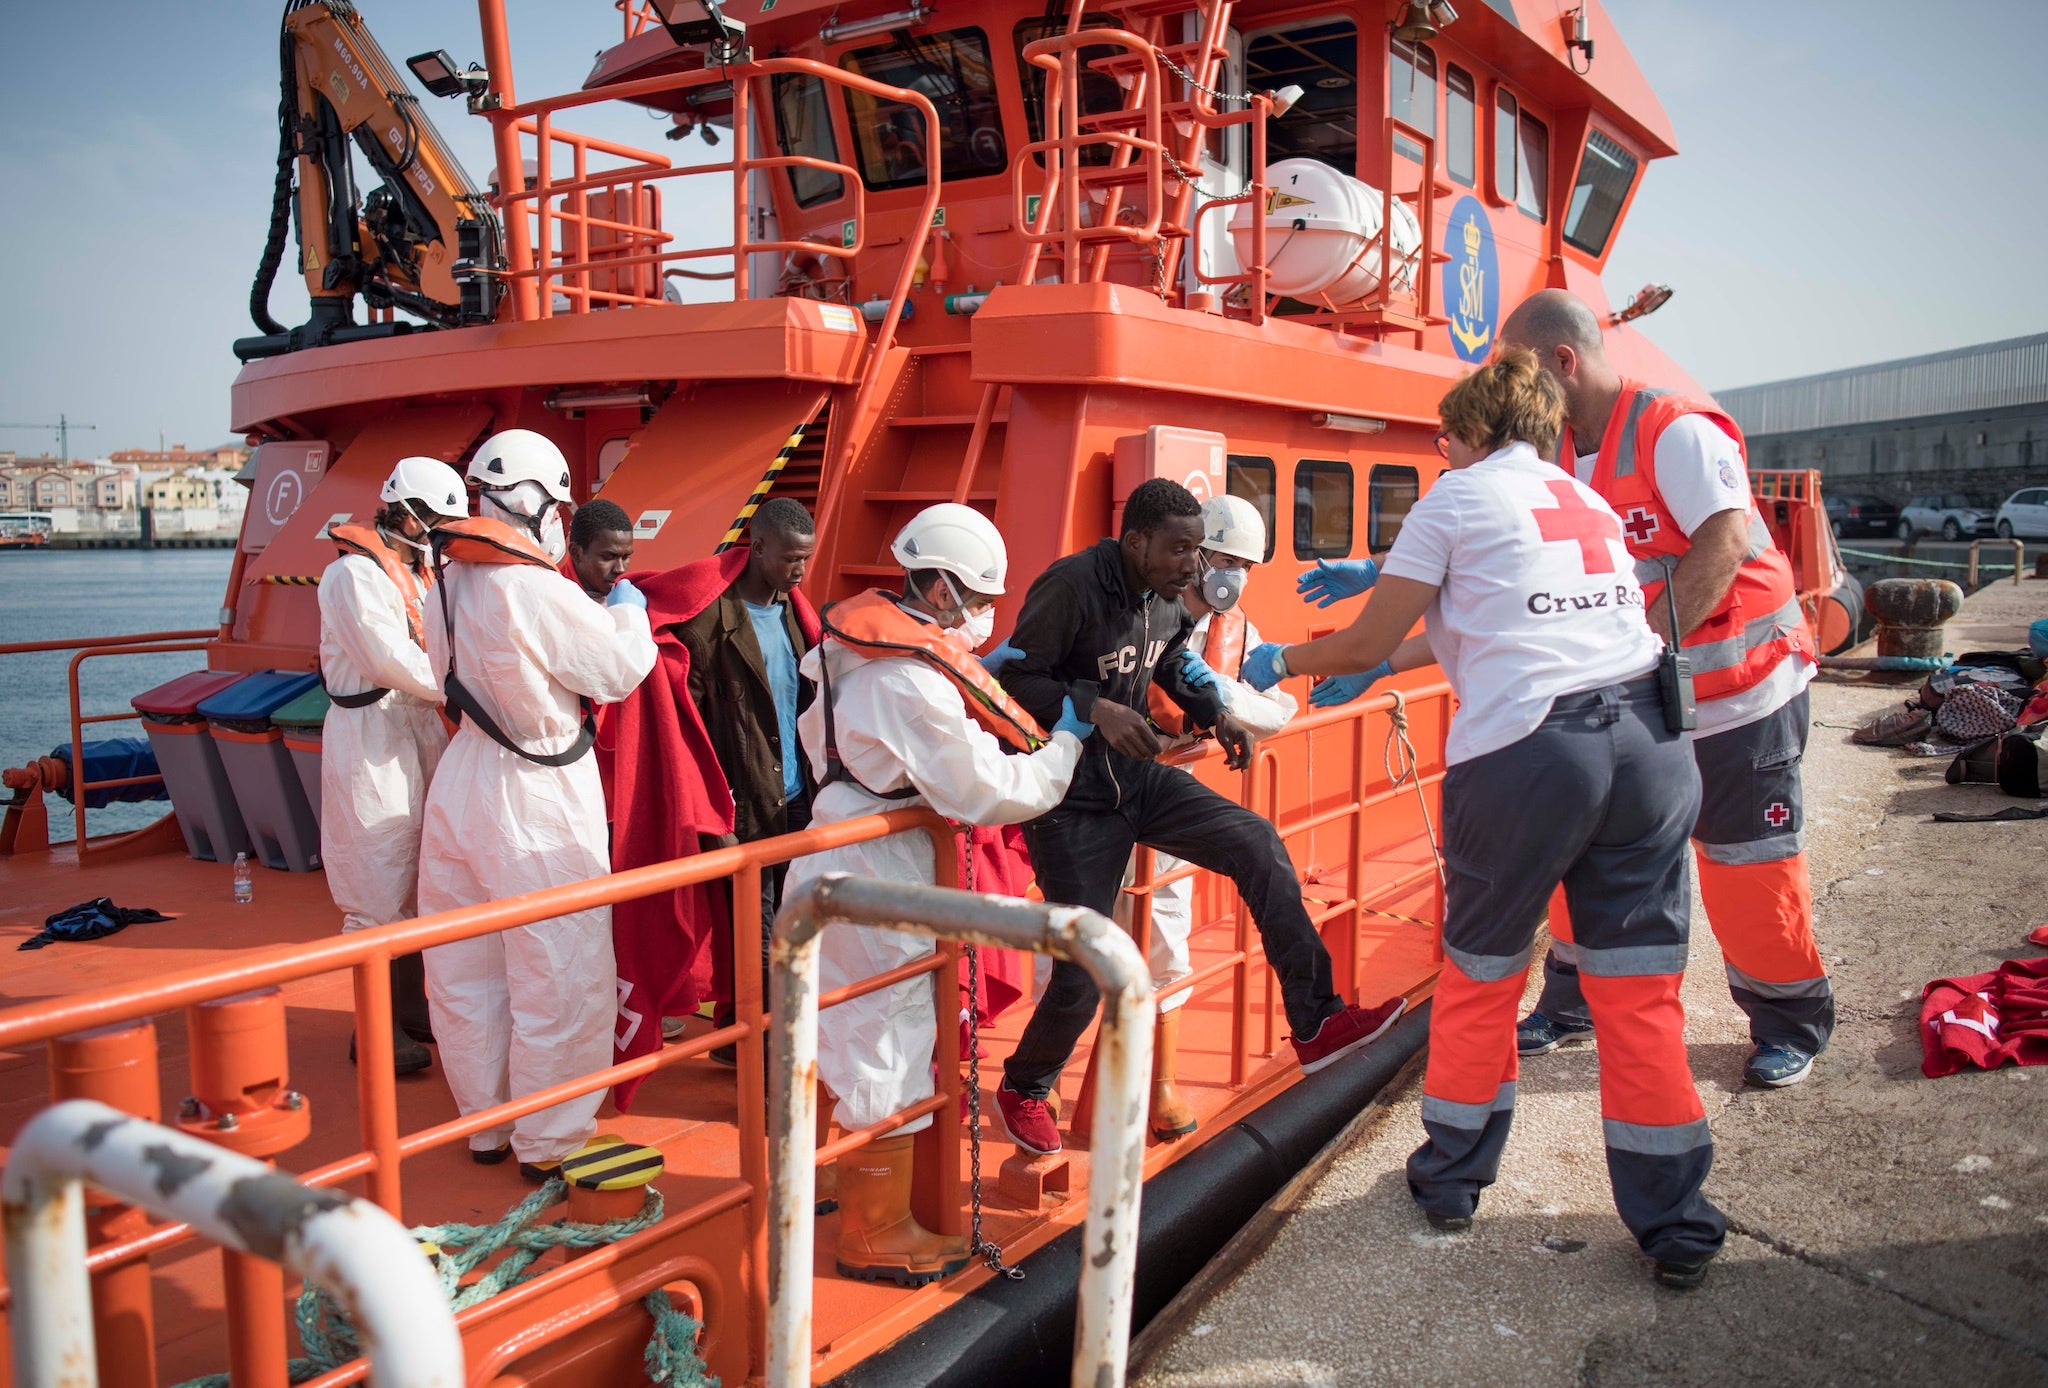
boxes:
[1921,954,2048,1077]
[603,549,819,1109]
[958,824,1035,1048]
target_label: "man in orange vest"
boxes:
[1500,291,1832,1088]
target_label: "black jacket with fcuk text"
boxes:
[1000,538,1225,811]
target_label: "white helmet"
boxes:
[1200,494,1266,564]
[891,503,1007,596]
[381,456,467,520]
[466,428,573,503]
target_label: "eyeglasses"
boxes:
[1433,432,1452,458]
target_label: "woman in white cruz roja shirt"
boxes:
[1238,349,1728,1289]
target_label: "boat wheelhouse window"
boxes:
[1245,20,1357,173]
[841,28,1007,191]
[1516,108,1549,222]
[1368,464,1420,550]
[1563,128,1636,255]
[1293,460,1354,560]
[1227,456,1278,562]
[1444,65,1475,186]
[772,74,846,208]
[1013,18,1124,167]
[1492,87,1518,203]
[1389,38,1436,164]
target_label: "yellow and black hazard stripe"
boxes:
[714,403,826,553]
[257,574,321,586]
[559,1136,666,1191]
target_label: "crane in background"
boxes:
[0,416,98,464]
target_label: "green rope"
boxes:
[175,1179,716,1388]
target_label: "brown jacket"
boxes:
[677,586,816,844]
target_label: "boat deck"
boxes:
[0,831,1442,1383]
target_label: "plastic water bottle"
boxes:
[233,853,253,905]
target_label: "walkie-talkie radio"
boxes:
[1654,559,1696,734]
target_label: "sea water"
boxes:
[0,549,234,842]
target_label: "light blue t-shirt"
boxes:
[746,599,804,798]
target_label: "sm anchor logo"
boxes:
[1443,196,1499,363]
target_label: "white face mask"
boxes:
[955,605,997,652]
[482,484,569,564]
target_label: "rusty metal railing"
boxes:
[5,1101,463,1388]
[766,875,1153,1388]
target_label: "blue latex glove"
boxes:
[1296,558,1381,608]
[606,577,647,610]
[1052,695,1095,742]
[1308,659,1394,709]
[1178,649,1222,693]
[1239,642,1289,693]
[978,641,1024,675]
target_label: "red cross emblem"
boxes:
[1533,480,1622,575]
[1621,506,1661,546]
[1764,802,1791,828]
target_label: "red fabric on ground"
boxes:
[2028,924,2048,948]
[1920,955,2048,1077]
[603,549,820,1109]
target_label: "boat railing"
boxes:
[0,629,214,857]
[0,682,1449,1383]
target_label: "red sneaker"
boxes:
[1292,998,1408,1074]
[995,1083,1062,1156]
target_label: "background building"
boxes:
[0,455,135,517]
[1718,333,2048,505]
[108,443,250,473]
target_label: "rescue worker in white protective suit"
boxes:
[1133,494,1298,1139]
[417,429,656,1179]
[320,456,468,1076]
[789,503,1095,1285]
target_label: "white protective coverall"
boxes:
[789,636,1081,1134]
[318,550,448,933]
[1145,612,1297,1011]
[417,562,656,1161]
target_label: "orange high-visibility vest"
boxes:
[430,516,558,570]
[1570,380,1815,702]
[821,590,1048,753]
[329,524,428,646]
[1148,608,1246,735]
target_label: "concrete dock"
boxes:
[1133,576,2048,1387]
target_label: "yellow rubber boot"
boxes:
[1149,1008,1198,1141]
[834,1136,970,1286]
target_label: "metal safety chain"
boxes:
[1155,50,1251,108]
[957,832,1025,1280]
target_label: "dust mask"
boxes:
[1199,559,1245,613]
[955,605,997,652]
[481,482,569,564]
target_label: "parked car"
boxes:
[1824,493,1900,539]
[1994,486,2048,539]
[1898,493,1996,541]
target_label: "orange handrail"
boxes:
[0,629,212,657]
[61,640,209,853]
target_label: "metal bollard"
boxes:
[1864,577,1964,660]
[764,873,1153,1388]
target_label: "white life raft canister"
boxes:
[1227,157,1422,306]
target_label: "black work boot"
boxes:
[392,950,436,1045]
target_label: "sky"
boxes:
[0,0,2043,457]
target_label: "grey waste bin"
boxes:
[199,671,324,872]
[132,670,253,862]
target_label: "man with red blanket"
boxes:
[603,502,821,1109]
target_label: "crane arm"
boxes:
[271,1,500,333]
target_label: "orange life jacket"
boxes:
[1568,379,1816,702]
[330,523,428,646]
[816,591,1047,800]
[1148,608,1246,735]
[431,516,597,766]
[430,516,558,570]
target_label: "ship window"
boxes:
[1563,128,1636,255]
[773,74,846,208]
[1516,108,1549,222]
[1368,464,1420,550]
[1245,19,1357,174]
[1389,38,1436,164]
[1492,87,1518,203]
[841,28,1008,191]
[1444,65,1475,186]
[1293,460,1354,560]
[1226,456,1278,562]
[1013,18,1124,167]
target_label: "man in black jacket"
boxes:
[992,479,1407,1155]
